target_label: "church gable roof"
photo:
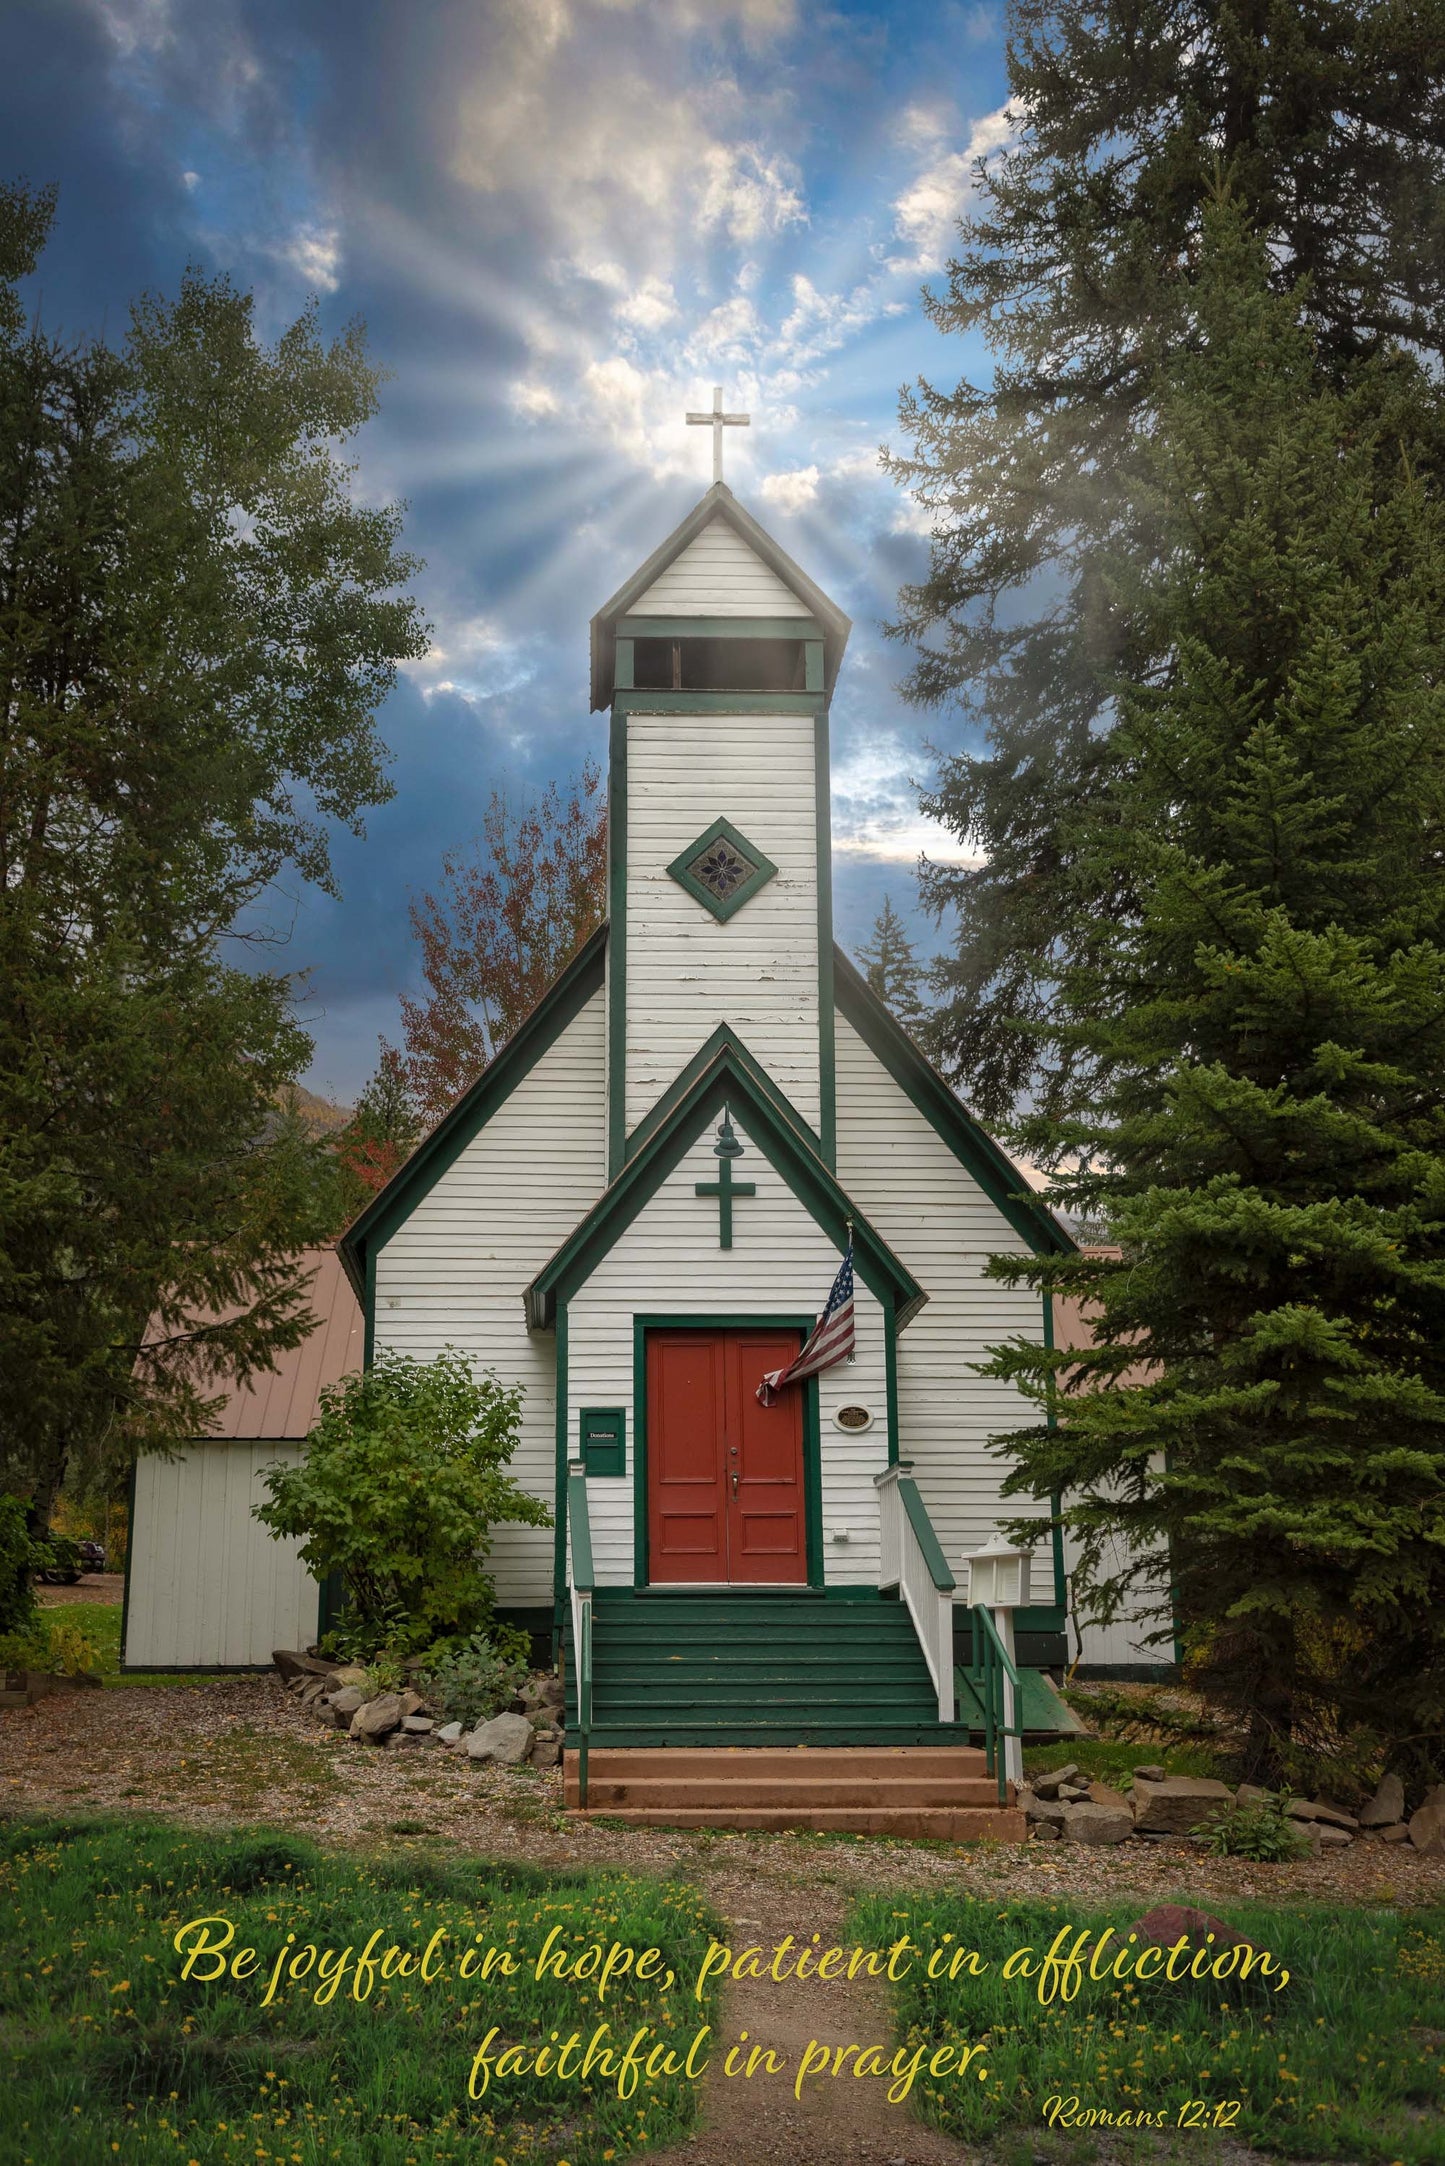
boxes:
[590,482,851,710]
[833,946,1075,1258]
[525,1030,924,1330]
[337,923,608,1300]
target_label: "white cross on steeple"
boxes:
[686,385,750,484]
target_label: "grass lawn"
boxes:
[1022,1737,1227,1787]
[28,1602,227,1689]
[853,1888,1445,2163]
[1,1815,720,2165]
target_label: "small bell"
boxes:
[713,1109,744,1160]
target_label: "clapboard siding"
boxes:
[1063,1528,1175,1670]
[624,712,819,1137]
[567,1111,888,1586]
[833,1013,1052,1578]
[372,987,607,1604]
[125,1443,316,1667]
[632,519,811,616]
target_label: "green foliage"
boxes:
[0,183,427,1520]
[1,1815,720,2162]
[0,1493,44,1634]
[421,1632,531,1731]
[888,2,1445,1123]
[977,203,1445,1786]
[255,1350,550,1650]
[1200,1794,1311,1862]
[855,895,928,1032]
[0,1609,103,1679]
[329,1043,423,1226]
[855,1889,1445,2160]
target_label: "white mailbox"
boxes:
[965,1529,1033,1612]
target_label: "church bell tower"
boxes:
[589,393,852,1179]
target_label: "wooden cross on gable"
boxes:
[695,1108,756,1249]
[687,385,749,484]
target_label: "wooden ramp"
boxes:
[563,1744,1025,1842]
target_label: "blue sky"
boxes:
[8,0,1010,1102]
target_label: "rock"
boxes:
[350,1692,405,1742]
[1131,1776,1235,1836]
[537,1675,565,1708]
[531,1739,561,1768]
[1314,1825,1352,1848]
[1235,1783,1272,1809]
[329,1664,369,1689]
[1132,1764,1166,1783]
[398,1688,424,1717]
[1020,1789,1067,1828]
[1358,1774,1406,1828]
[1131,1904,1253,1954]
[466,1712,534,1764]
[1030,1763,1078,1800]
[300,1676,330,1706]
[1059,1801,1133,1846]
[1057,1782,1091,1802]
[1408,1785,1445,1855]
[1030,1820,1061,1841]
[327,1685,364,1717]
[434,1720,464,1745]
[1381,1822,1411,1843]
[273,1649,338,1683]
[1286,1798,1358,1830]
[402,1715,434,1734]
[1087,1782,1131,1812]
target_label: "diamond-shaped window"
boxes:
[666,816,778,922]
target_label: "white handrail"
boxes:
[874,1462,956,1723]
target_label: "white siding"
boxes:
[125,1443,316,1667]
[567,1111,888,1586]
[632,519,812,617]
[833,1013,1053,1581]
[372,988,608,1604]
[623,711,819,1137]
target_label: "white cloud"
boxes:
[403,613,536,704]
[759,465,819,511]
[831,734,978,866]
[511,379,562,419]
[181,167,200,190]
[890,104,1012,273]
[615,276,680,333]
[277,221,342,294]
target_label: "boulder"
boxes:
[531,1739,561,1769]
[1286,1798,1358,1830]
[300,1677,330,1706]
[327,1685,365,1719]
[273,1649,337,1683]
[1132,1764,1166,1783]
[1020,1789,1066,1829]
[1030,1763,1078,1800]
[1235,1783,1272,1810]
[402,1715,434,1734]
[1131,1776,1234,1836]
[434,1720,464,1746]
[466,1712,534,1765]
[1358,1774,1406,1829]
[1131,1904,1253,1954]
[1030,1819,1061,1841]
[1059,1801,1133,1846]
[398,1688,424,1717]
[1408,1785,1445,1856]
[1087,1782,1131,1812]
[1381,1822,1411,1844]
[1314,1825,1352,1849]
[350,1692,405,1742]
[329,1664,369,1690]
[1057,1782,1091,1802]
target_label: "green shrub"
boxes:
[255,1349,550,1650]
[0,1493,46,1635]
[1199,1791,1310,1861]
[422,1630,531,1730]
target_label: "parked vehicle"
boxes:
[76,1540,106,1573]
[36,1534,81,1586]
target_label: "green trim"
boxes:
[566,1463,595,1590]
[883,1293,900,1467]
[552,1302,569,1624]
[897,1474,956,1591]
[666,815,778,924]
[631,1314,823,1590]
[1042,1290,1068,1609]
[625,1024,818,1163]
[833,945,1075,1259]
[614,638,634,691]
[339,923,609,1300]
[362,1246,375,1369]
[804,641,824,695]
[607,706,628,1177]
[526,1041,925,1330]
[815,712,835,1169]
[119,1455,137,1668]
[618,614,823,639]
[591,484,852,711]
[616,691,824,717]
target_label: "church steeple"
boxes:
[592,423,851,1181]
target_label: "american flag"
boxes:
[756,1234,855,1405]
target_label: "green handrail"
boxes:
[968,1603,1023,1806]
[566,1463,594,1808]
[897,1476,956,1591]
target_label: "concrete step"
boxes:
[565,1744,992,1783]
[567,1803,1026,1841]
[577,1775,1006,1809]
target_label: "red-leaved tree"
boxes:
[397,762,606,1124]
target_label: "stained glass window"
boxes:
[689,839,756,900]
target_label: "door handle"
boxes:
[731,1471,739,1498]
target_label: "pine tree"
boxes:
[887,0,1445,1122]
[856,896,928,1033]
[984,200,1445,1788]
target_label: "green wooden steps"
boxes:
[564,1590,976,1748]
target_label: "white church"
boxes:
[125,407,1166,1835]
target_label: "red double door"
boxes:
[646,1327,808,1584]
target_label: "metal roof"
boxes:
[173,1247,363,1440]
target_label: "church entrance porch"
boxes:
[645,1326,808,1585]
